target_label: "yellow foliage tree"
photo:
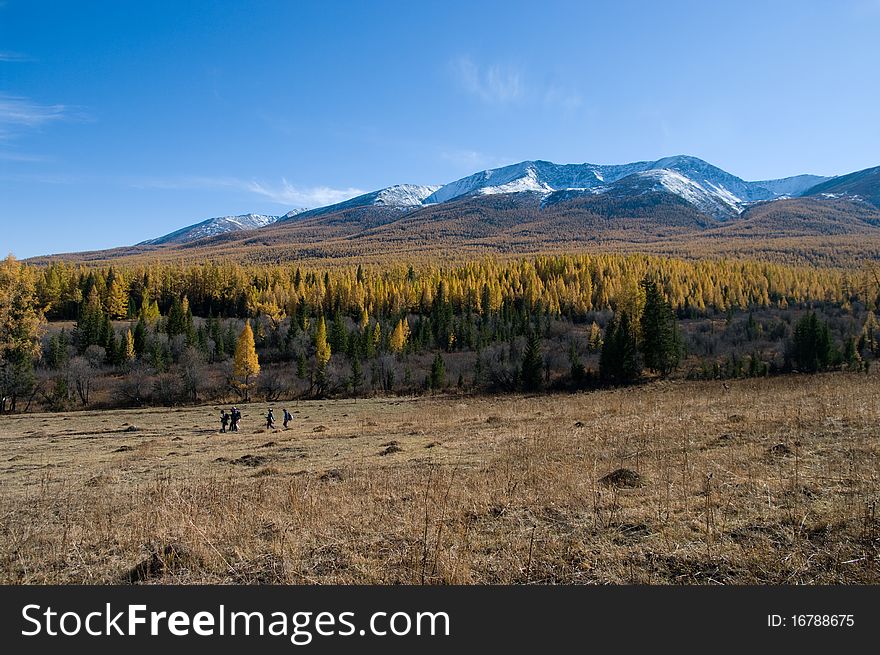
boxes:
[233,322,260,401]
[105,277,129,319]
[389,318,409,354]
[122,329,136,364]
[314,316,331,370]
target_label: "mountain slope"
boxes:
[752,174,830,198]
[280,184,440,221]
[804,165,880,207]
[139,213,279,245]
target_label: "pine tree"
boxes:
[350,357,363,392]
[520,330,543,391]
[133,317,147,357]
[843,336,862,371]
[600,312,641,384]
[232,322,260,401]
[74,288,105,353]
[568,340,585,386]
[640,276,682,376]
[167,297,186,337]
[429,352,446,390]
[790,312,834,372]
[330,311,347,353]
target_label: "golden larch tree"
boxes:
[122,329,136,364]
[314,316,331,370]
[389,318,409,354]
[233,322,260,401]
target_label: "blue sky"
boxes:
[1,0,879,258]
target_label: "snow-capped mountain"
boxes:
[134,157,863,247]
[423,160,646,204]
[139,213,280,245]
[283,208,310,220]
[604,169,745,219]
[422,156,832,219]
[280,184,440,221]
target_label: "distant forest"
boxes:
[1,253,878,413]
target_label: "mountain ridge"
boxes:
[28,156,880,265]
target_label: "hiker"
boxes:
[230,407,241,432]
[266,408,275,430]
[220,410,229,433]
[282,408,292,429]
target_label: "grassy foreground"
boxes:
[1,373,878,584]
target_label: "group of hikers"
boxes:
[220,406,293,433]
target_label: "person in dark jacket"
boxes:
[230,407,241,432]
[282,408,292,429]
[220,410,229,433]
[266,408,275,430]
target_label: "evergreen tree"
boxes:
[349,357,363,393]
[133,317,147,357]
[568,340,585,386]
[790,312,833,372]
[520,330,543,391]
[429,352,446,390]
[74,288,106,353]
[843,336,862,371]
[639,276,682,376]
[330,311,347,353]
[600,312,641,384]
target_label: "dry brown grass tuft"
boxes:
[1,373,878,584]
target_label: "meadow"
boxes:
[1,372,877,584]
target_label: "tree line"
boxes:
[1,254,877,412]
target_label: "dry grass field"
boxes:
[1,373,878,585]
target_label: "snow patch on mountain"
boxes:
[140,213,279,245]
[625,169,742,218]
[424,155,834,218]
[373,184,442,206]
[280,184,441,221]
[753,174,830,198]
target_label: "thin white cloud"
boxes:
[244,179,365,206]
[0,94,67,128]
[451,56,523,104]
[128,175,365,209]
[450,56,585,116]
